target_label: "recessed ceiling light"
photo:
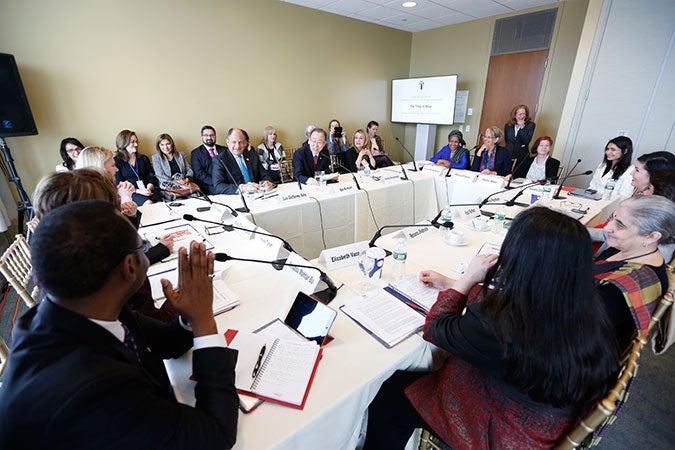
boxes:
[402,2,417,8]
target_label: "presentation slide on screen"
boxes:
[391,75,458,125]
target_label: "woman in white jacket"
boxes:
[588,136,634,199]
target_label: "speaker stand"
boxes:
[0,137,33,234]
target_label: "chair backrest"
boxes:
[279,147,296,184]
[0,335,9,378]
[555,335,644,450]
[555,259,675,449]
[0,234,39,308]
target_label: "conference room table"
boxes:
[138,169,621,449]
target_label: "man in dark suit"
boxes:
[191,125,227,194]
[212,128,273,195]
[0,201,239,449]
[292,127,332,184]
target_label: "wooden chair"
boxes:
[555,259,674,449]
[279,147,296,184]
[0,234,39,308]
[0,335,9,378]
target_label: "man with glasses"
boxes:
[292,127,332,185]
[0,201,239,448]
[191,125,227,194]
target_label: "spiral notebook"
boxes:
[224,330,322,410]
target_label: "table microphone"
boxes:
[182,213,295,253]
[216,156,250,213]
[394,137,418,172]
[368,223,437,256]
[331,159,361,190]
[553,159,590,200]
[214,253,338,304]
[193,192,238,217]
[506,156,532,189]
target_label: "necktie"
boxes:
[121,323,140,361]
[208,147,216,158]
[237,155,253,183]
[313,155,318,170]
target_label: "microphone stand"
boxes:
[216,156,251,213]
[193,192,239,217]
[553,159,581,200]
[183,213,295,253]
[368,223,437,256]
[394,137,418,172]
[332,159,361,190]
[506,154,533,188]
[215,253,338,304]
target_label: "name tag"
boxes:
[399,222,432,241]
[328,182,357,195]
[284,252,320,292]
[422,165,448,176]
[280,191,308,203]
[476,174,506,188]
[454,206,481,220]
[449,169,478,182]
[319,241,369,270]
[379,173,401,182]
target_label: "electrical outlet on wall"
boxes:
[459,125,463,131]
[465,125,471,132]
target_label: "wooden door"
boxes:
[478,50,548,143]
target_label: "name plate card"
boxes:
[398,222,433,242]
[422,164,449,176]
[378,173,401,182]
[318,241,369,270]
[328,182,357,195]
[280,191,309,204]
[284,252,321,292]
[253,235,283,261]
[232,217,256,240]
[476,174,506,188]
[453,205,481,220]
[449,169,478,183]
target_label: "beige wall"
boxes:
[0,0,411,201]
[406,0,589,160]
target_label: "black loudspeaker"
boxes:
[0,53,38,138]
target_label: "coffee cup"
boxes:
[364,247,386,279]
[445,230,466,246]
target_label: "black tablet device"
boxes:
[284,292,337,345]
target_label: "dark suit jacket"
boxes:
[471,146,512,177]
[292,146,332,184]
[0,300,239,449]
[191,144,227,195]
[512,155,561,181]
[114,155,162,205]
[504,121,536,160]
[212,148,271,195]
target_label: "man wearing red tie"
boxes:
[190,125,227,194]
[212,128,273,195]
[292,127,332,185]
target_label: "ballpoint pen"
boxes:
[252,344,266,378]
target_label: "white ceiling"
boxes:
[280,0,559,32]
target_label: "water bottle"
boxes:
[541,184,553,204]
[603,179,616,200]
[392,238,408,281]
[440,205,453,224]
[493,208,506,234]
[362,160,371,177]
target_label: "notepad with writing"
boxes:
[225,330,322,410]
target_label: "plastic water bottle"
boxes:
[392,238,407,281]
[362,160,371,177]
[541,184,553,204]
[440,205,453,224]
[603,179,616,200]
[493,208,506,234]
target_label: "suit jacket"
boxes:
[114,155,162,205]
[212,148,271,195]
[0,300,239,449]
[512,155,561,181]
[152,152,194,185]
[504,121,536,160]
[470,146,512,177]
[292,146,332,184]
[190,144,227,195]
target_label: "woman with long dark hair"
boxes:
[630,151,675,196]
[363,207,619,449]
[588,136,634,199]
[56,137,84,172]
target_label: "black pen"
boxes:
[251,344,266,378]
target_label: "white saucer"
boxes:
[446,239,469,247]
